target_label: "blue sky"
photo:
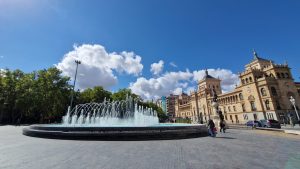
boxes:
[1,0,300,99]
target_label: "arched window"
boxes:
[281,73,285,78]
[250,101,256,111]
[242,104,246,112]
[228,106,231,112]
[271,87,277,96]
[249,77,253,82]
[261,88,267,96]
[277,73,281,78]
[239,93,244,100]
[285,73,289,78]
[265,100,270,110]
[246,78,249,83]
[242,79,245,84]
[233,106,236,111]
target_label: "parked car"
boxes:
[260,119,281,129]
[245,120,262,127]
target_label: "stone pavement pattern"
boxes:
[0,126,299,169]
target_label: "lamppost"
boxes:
[194,87,200,124]
[289,96,300,125]
[69,60,81,109]
[253,112,257,129]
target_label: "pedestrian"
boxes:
[220,120,226,133]
[208,119,216,137]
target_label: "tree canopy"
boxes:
[0,67,167,124]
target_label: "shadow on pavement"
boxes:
[215,136,236,139]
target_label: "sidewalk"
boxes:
[280,124,300,130]
[228,124,300,135]
[256,125,300,135]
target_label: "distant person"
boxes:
[207,119,216,137]
[220,120,226,133]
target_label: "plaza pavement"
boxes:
[0,125,299,169]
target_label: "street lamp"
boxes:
[69,60,81,109]
[289,96,300,124]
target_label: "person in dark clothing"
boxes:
[207,119,216,137]
[219,120,226,133]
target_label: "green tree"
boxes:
[111,88,141,101]
[79,86,112,103]
[140,101,168,122]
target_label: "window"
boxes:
[242,79,245,84]
[271,87,277,96]
[233,106,236,111]
[261,88,267,96]
[235,115,239,123]
[239,93,244,100]
[265,100,270,110]
[243,114,248,120]
[276,100,281,110]
[285,73,289,78]
[246,78,249,83]
[249,77,253,82]
[250,101,256,111]
[228,106,231,112]
[281,73,285,78]
[277,73,281,78]
[242,104,246,112]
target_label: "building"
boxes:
[166,94,178,117]
[175,93,192,118]
[156,96,167,114]
[175,51,300,124]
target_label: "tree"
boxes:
[79,86,112,103]
[111,88,141,101]
[140,101,168,122]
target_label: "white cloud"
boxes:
[129,70,193,100]
[169,62,177,68]
[173,88,183,95]
[150,60,164,75]
[0,55,4,59]
[56,44,143,89]
[130,68,239,100]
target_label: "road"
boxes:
[0,126,299,169]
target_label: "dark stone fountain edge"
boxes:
[23,124,208,140]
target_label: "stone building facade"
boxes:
[175,52,300,124]
[166,94,179,117]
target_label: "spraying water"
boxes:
[62,95,159,126]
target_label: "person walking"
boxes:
[208,119,216,137]
[220,120,226,133]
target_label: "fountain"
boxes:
[23,96,208,140]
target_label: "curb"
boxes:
[256,127,300,135]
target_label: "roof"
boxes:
[252,50,271,62]
[203,70,217,80]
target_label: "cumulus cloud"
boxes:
[150,60,164,75]
[169,62,177,68]
[56,44,143,89]
[129,70,193,100]
[130,68,239,100]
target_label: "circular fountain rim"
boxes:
[23,123,208,140]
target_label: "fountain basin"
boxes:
[23,123,208,140]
